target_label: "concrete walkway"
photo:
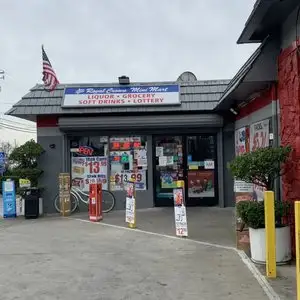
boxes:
[0,216,276,300]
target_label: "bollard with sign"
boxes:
[59,173,71,216]
[173,180,188,237]
[89,183,102,222]
[295,201,300,300]
[125,179,136,228]
[264,191,276,278]
[2,179,17,218]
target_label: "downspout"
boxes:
[271,83,280,201]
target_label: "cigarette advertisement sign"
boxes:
[250,119,269,152]
[71,156,108,192]
[62,85,180,107]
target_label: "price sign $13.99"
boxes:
[115,172,143,184]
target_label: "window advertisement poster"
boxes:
[250,119,269,152]
[188,170,214,198]
[235,127,247,156]
[71,156,108,191]
[173,188,188,237]
[2,180,17,218]
[109,136,147,191]
[250,119,270,201]
[161,171,178,188]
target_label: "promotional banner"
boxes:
[235,127,246,156]
[173,188,188,237]
[62,85,180,107]
[2,180,16,218]
[71,156,108,192]
[250,119,269,152]
[187,170,214,198]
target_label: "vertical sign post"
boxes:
[125,179,136,228]
[59,173,71,216]
[2,179,16,218]
[295,201,300,300]
[264,191,276,278]
[173,180,188,237]
[0,152,6,176]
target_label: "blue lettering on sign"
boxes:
[64,85,179,95]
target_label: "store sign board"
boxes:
[62,85,180,107]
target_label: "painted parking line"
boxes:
[69,217,281,300]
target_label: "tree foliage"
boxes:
[228,146,292,190]
[8,139,44,187]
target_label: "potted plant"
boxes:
[228,145,292,264]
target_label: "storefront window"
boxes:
[70,136,109,192]
[187,135,216,198]
[109,136,148,191]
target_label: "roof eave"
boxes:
[237,0,275,44]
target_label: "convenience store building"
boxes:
[6,73,236,213]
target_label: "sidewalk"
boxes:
[71,206,297,299]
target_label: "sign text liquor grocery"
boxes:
[62,85,180,107]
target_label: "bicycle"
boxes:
[53,186,116,214]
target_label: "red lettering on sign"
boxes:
[78,146,94,156]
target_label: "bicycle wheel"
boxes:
[54,192,79,214]
[102,190,115,213]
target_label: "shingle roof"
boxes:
[6,80,230,120]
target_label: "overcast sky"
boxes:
[0,0,258,145]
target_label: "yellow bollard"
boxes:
[128,179,136,229]
[264,191,276,278]
[295,201,300,300]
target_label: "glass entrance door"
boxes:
[186,135,218,206]
[154,136,184,206]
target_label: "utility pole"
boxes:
[0,69,4,92]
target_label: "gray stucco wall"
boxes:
[37,127,64,214]
[223,124,235,207]
[281,5,300,49]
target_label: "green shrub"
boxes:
[228,146,292,190]
[236,200,291,229]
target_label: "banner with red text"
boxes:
[71,156,108,192]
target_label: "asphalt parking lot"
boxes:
[0,215,277,300]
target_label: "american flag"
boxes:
[42,45,59,91]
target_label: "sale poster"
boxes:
[188,170,214,198]
[71,156,108,191]
[111,170,146,191]
[235,127,246,156]
[173,188,188,237]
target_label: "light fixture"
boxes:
[230,108,238,115]
[118,75,130,85]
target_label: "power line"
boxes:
[1,123,36,133]
[2,117,36,129]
